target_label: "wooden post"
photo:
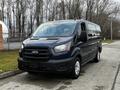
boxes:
[0,24,4,50]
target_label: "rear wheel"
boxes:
[70,57,81,79]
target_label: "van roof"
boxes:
[78,19,100,26]
[45,19,100,26]
[45,20,77,24]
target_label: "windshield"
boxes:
[32,22,76,37]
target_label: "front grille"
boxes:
[22,46,50,61]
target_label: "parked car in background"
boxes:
[18,19,102,79]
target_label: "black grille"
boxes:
[22,46,50,61]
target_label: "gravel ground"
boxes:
[0,41,120,90]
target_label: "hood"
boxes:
[23,36,73,47]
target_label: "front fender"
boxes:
[71,47,81,58]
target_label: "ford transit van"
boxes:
[18,20,102,79]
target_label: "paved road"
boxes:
[0,41,120,90]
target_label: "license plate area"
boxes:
[29,63,39,69]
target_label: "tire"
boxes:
[70,57,81,79]
[28,71,38,75]
[93,51,101,63]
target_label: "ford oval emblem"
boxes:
[32,51,39,54]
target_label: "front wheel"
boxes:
[70,58,81,79]
[93,51,101,63]
[28,71,38,75]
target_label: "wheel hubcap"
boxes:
[97,52,100,60]
[75,61,80,75]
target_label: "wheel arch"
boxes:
[71,47,82,62]
[76,54,82,63]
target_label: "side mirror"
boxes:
[79,31,87,42]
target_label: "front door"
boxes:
[78,22,91,64]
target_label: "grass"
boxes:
[0,50,19,73]
[102,39,113,44]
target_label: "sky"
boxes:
[113,0,120,3]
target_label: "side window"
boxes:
[87,24,96,39]
[87,24,96,31]
[86,23,101,39]
[95,25,101,36]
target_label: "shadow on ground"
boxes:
[14,61,97,89]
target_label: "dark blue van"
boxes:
[18,20,102,79]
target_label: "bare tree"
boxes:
[0,0,120,40]
[1,0,5,21]
[35,0,43,27]
[26,0,36,34]
[6,0,12,36]
[85,0,95,21]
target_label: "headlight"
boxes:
[54,42,71,53]
[19,44,24,54]
[21,44,24,49]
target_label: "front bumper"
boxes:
[18,57,75,73]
